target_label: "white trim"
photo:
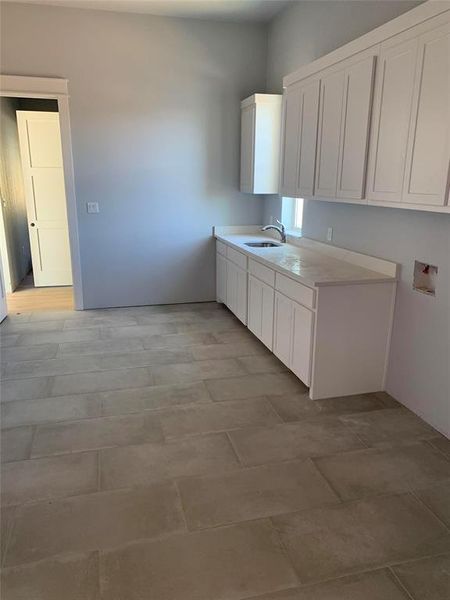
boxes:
[240,94,282,109]
[283,1,450,88]
[0,74,83,310]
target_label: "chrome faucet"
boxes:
[261,220,286,243]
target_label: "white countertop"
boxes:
[214,228,398,288]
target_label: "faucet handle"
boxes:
[276,219,286,232]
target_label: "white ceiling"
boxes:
[4,0,294,22]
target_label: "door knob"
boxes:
[30,223,35,227]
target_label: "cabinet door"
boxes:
[366,37,418,202]
[248,275,274,350]
[291,302,314,386]
[337,56,376,200]
[314,70,345,197]
[216,253,227,303]
[235,264,248,325]
[403,23,450,206]
[240,105,255,192]
[226,260,237,313]
[273,291,293,367]
[296,78,320,197]
[280,86,301,197]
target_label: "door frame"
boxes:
[0,74,83,310]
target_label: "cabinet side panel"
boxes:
[310,282,395,399]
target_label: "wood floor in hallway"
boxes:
[0,301,449,599]
[6,273,73,314]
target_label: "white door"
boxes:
[0,250,7,322]
[216,253,227,303]
[273,291,293,367]
[336,55,376,200]
[314,70,345,198]
[240,104,255,192]
[295,77,320,197]
[403,22,450,206]
[366,36,418,202]
[16,111,72,287]
[279,85,301,197]
[248,275,274,350]
[291,302,314,386]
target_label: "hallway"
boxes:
[6,273,73,314]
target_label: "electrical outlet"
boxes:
[327,227,333,242]
[87,202,99,214]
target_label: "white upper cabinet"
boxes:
[280,77,320,198]
[336,55,376,200]
[403,22,450,206]
[240,94,282,194]
[280,3,450,213]
[315,52,375,200]
[367,13,450,207]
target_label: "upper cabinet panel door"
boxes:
[403,23,450,206]
[366,37,418,202]
[240,105,255,192]
[280,86,301,197]
[336,55,376,200]
[296,78,320,197]
[314,70,345,198]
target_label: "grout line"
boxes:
[224,430,246,468]
[410,488,450,532]
[387,566,417,600]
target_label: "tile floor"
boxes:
[0,302,449,599]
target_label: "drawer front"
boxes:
[275,273,315,309]
[216,240,227,256]
[227,246,248,270]
[248,259,275,287]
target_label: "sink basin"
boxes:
[244,242,281,248]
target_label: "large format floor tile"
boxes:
[50,367,153,396]
[229,418,364,466]
[339,408,437,446]
[206,372,307,402]
[6,483,185,566]
[30,414,163,457]
[158,397,281,439]
[1,344,59,362]
[151,358,247,385]
[100,520,298,600]
[392,553,450,600]
[1,394,101,428]
[314,443,450,500]
[248,569,411,599]
[178,459,338,530]
[1,377,52,402]
[1,552,100,600]
[100,434,240,489]
[1,427,34,463]
[272,493,450,583]
[1,452,98,506]
[415,480,450,527]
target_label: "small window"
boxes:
[281,197,304,234]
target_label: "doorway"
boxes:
[0,96,74,314]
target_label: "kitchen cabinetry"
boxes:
[216,236,397,400]
[240,94,282,194]
[280,3,450,213]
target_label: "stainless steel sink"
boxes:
[244,242,281,248]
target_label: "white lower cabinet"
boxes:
[248,275,274,350]
[225,259,247,325]
[216,253,227,303]
[274,291,313,386]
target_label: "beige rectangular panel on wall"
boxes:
[403,22,450,206]
[314,70,345,198]
[337,55,376,200]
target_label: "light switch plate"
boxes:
[87,202,99,214]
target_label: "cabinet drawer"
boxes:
[275,273,315,309]
[216,240,227,256]
[248,259,275,287]
[227,246,247,270]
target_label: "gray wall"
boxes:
[1,2,267,308]
[264,0,449,436]
[0,97,32,290]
